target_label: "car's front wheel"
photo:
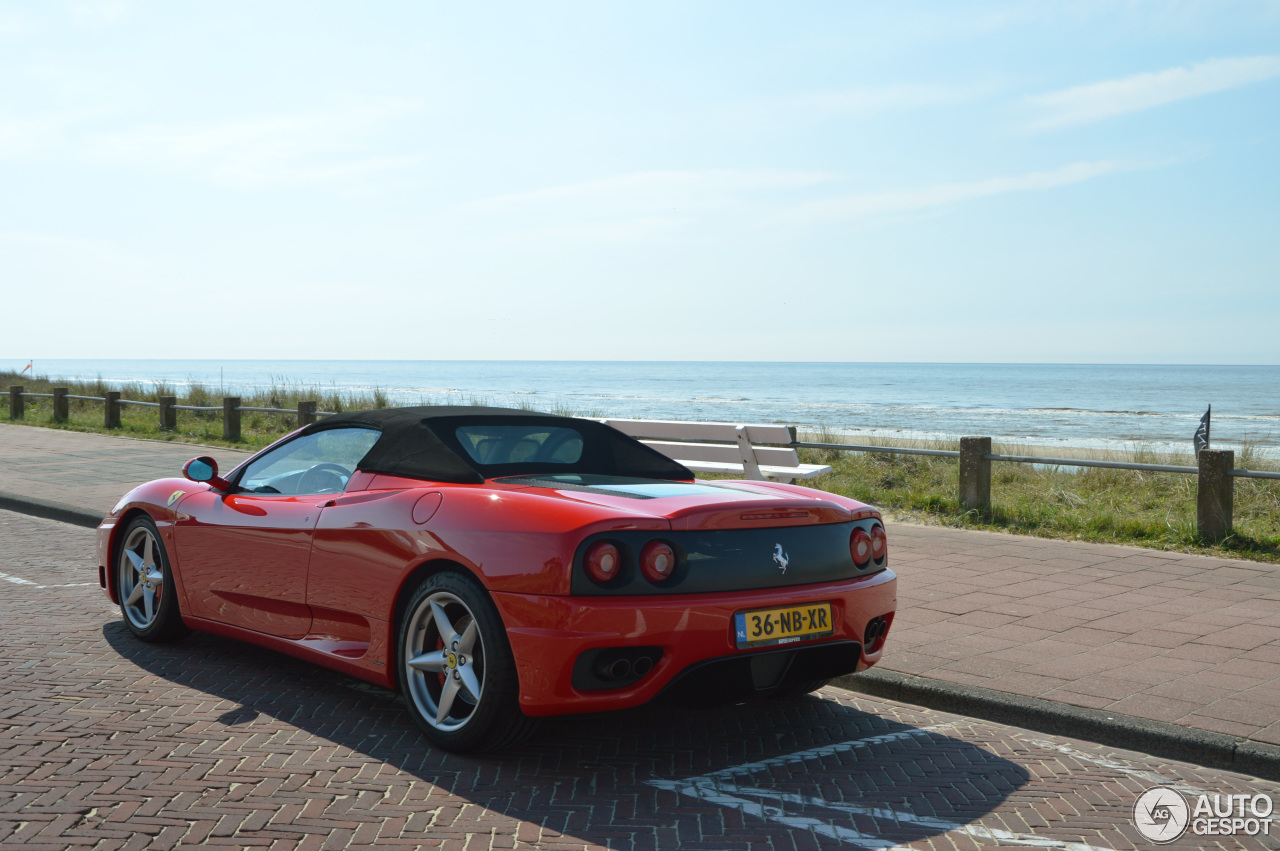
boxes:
[115,515,188,642]
[397,571,537,752]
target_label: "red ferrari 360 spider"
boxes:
[96,407,897,752]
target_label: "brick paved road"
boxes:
[0,423,249,515]
[5,424,1280,747]
[1,509,1276,850]
[890,525,1280,744]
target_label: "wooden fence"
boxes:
[790,437,1278,543]
[8,384,1279,542]
[7,384,330,442]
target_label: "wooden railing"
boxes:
[7,385,332,441]
[793,436,1279,541]
[7,385,1278,541]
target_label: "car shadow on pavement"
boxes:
[104,622,1030,849]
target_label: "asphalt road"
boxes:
[1,509,1276,851]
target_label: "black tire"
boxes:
[396,571,538,753]
[770,678,831,700]
[115,515,189,643]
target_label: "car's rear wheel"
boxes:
[115,515,188,642]
[397,571,538,752]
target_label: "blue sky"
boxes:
[2,1,1278,363]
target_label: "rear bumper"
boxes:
[492,567,897,716]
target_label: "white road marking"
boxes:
[0,570,96,589]
[678,724,957,782]
[647,723,1120,851]
[1027,738,1205,795]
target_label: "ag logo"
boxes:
[772,543,789,573]
[1134,786,1189,843]
[167,490,185,507]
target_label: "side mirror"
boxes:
[183,456,231,492]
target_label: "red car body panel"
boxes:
[176,490,325,638]
[495,570,897,715]
[97,419,898,716]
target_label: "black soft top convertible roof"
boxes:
[303,405,694,484]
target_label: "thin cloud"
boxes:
[1026,55,1280,130]
[70,1,135,27]
[787,82,994,114]
[459,169,840,250]
[465,169,838,215]
[777,160,1133,224]
[93,98,423,188]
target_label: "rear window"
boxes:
[455,425,584,465]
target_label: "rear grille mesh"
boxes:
[749,651,792,689]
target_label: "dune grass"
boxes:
[0,370,402,450]
[3,369,1278,562]
[795,430,1280,564]
[0,370,602,451]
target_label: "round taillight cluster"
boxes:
[640,540,676,584]
[850,524,887,568]
[850,528,873,568]
[585,541,621,584]
[870,525,887,562]
[583,539,680,586]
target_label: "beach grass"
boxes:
[3,369,1277,563]
[0,370,415,450]
[0,370,602,450]
[795,430,1280,565]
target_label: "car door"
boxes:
[174,426,381,639]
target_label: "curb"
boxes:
[0,491,104,529]
[833,668,1280,782]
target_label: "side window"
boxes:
[238,427,380,495]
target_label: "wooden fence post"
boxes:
[959,436,992,513]
[105,391,121,429]
[8,386,22,420]
[52,387,69,422]
[223,397,241,441]
[159,396,177,431]
[1197,449,1234,541]
[298,400,317,426]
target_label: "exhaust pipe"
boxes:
[596,657,633,681]
[864,617,886,649]
[574,646,664,690]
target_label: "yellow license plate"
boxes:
[734,602,833,649]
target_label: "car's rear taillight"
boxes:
[640,540,677,584]
[850,528,873,568]
[585,541,622,584]
[870,524,887,562]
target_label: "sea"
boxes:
[11,360,1280,457]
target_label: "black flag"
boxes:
[1193,405,1211,454]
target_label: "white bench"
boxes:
[598,418,832,483]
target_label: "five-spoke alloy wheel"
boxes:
[115,515,188,642]
[398,571,536,752]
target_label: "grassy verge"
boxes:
[0,370,598,451]
[0,370,394,451]
[3,370,1278,563]
[796,432,1280,565]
